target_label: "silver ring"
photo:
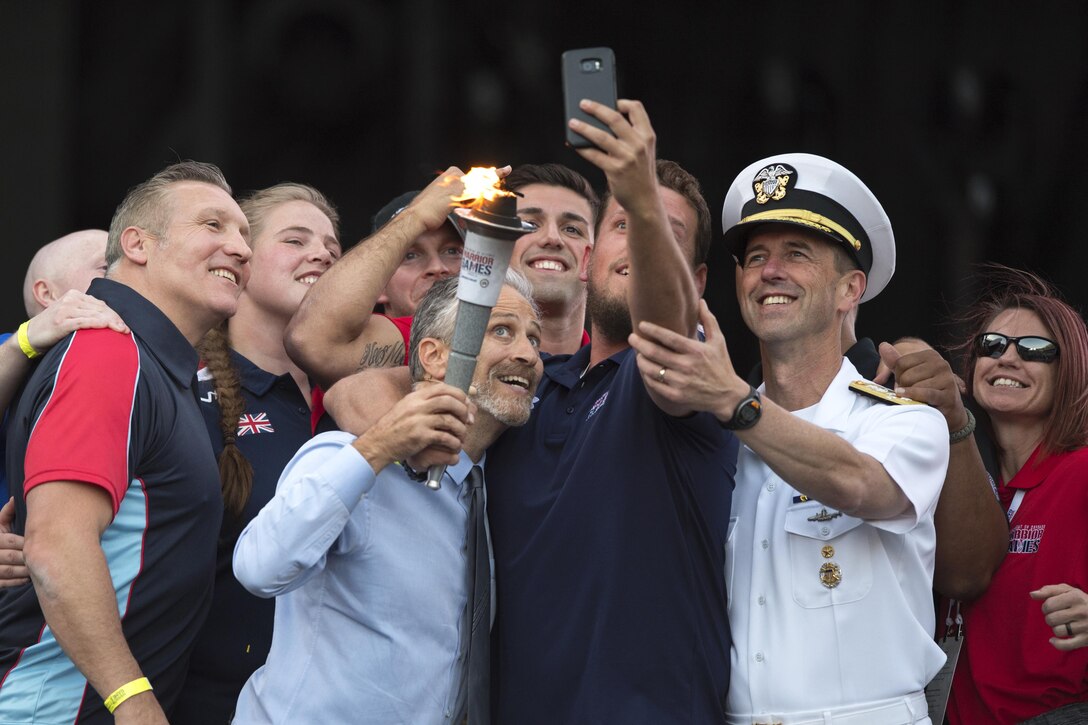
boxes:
[657,367,667,383]
[1066,622,1074,637]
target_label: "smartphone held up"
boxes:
[561,47,618,149]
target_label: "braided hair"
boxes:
[197,323,253,519]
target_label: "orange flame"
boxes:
[450,167,513,209]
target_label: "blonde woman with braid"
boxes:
[174,183,341,725]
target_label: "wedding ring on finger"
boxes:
[656,367,668,384]
[1066,622,1074,638]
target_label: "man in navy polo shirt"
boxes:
[483,100,738,723]
[0,161,251,724]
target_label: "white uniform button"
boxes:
[761,539,769,550]
[445,709,452,719]
[755,652,764,662]
[766,482,776,492]
[820,526,831,536]
[757,595,766,605]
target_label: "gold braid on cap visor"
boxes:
[739,208,863,251]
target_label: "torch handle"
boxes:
[425,301,492,489]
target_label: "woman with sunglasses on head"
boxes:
[172,183,341,725]
[947,265,1088,725]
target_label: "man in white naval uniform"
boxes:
[629,153,949,725]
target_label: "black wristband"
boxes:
[722,385,763,431]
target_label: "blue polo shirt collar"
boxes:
[545,344,627,391]
[88,278,199,389]
[230,350,289,397]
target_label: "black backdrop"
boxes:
[5,2,1087,376]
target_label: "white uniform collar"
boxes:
[798,358,864,435]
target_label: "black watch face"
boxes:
[736,399,761,428]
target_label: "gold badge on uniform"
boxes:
[819,561,842,589]
[753,163,794,204]
[849,380,926,406]
[821,545,835,559]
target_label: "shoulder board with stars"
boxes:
[848,379,926,405]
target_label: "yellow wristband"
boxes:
[103,677,152,713]
[16,321,41,360]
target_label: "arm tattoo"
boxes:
[357,342,405,371]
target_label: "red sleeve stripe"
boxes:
[23,330,141,515]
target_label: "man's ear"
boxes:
[578,245,592,283]
[693,262,708,298]
[840,269,866,309]
[119,226,152,266]
[31,279,54,310]
[418,338,450,382]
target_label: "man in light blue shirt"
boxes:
[232,270,543,725]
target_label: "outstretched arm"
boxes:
[631,300,942,520]
[572,99,700,340]
[285,168,465,388]
[878,340,1007,600]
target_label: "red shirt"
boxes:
[385,315,413,362]
[948,445,1088,724]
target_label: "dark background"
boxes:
[4,2,1086,375]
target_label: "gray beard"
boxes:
[474,382,533,427]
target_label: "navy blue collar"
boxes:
[545,344,628,391]
[89,278,199,389]
[228,349,296,397]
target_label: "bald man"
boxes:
[22,229,109,316]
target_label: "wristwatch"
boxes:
[722,385,762,430]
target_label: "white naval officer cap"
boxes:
[721,152,895,302]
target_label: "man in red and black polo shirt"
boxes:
[0,161,251,724]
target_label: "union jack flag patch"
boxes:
[237,412,275,436]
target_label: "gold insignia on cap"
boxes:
[820,562,842,588]
[753,164,794,204]
[821,545,835,559]
[849,380,926,406]
[739,209,863,252]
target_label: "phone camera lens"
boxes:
[581,59,602,72]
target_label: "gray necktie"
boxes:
[465,465,490,724]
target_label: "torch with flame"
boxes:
[424,167,532,490]
[450,166,510,209]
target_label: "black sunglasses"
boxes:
[977,333,1060,363]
